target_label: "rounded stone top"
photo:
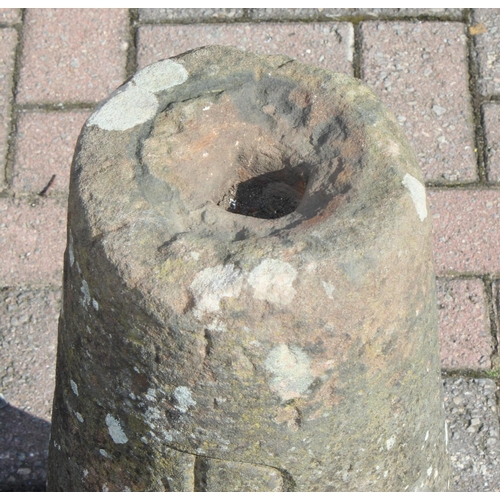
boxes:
[71,45,429,316]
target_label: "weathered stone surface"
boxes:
[47,46,450,491]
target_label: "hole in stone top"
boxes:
[219,167,309,219]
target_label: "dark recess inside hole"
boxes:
[226,167,308,219]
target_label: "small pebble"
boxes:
[432,104,447,116]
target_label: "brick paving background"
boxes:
[0,8,499,492]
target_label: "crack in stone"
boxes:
[161,444,295,492]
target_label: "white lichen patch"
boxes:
[427,466,433,477]
[321,281,335,299]
[92,298,99,311]
[75,412,84,423]
[173,386,196,413]
[162,430,174,442]
[248,259,297,306]
[87,60,188,131]
[144,405,162,429]
[132,59,188,93]
[386,435,396,450]
[105,414,128,444]
[70,379,79,396]
[81,279,91,308]
[68,232,75,267]
[87,85,158,131]
[207,318,227,332]
[190,264,243,315]
[146,388,157,401]
[264,344,314,401]
[402,173,428,221]
[99,449,111,458]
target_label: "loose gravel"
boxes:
[443,378,500,492]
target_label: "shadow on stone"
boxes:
[0,404,50,492]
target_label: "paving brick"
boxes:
[444,378,500,491]
[0,8,21,24]
[0,286,60,421]
[18,9,129,104]
[0,28,18,192]
[137,23,353,75]
[139,8,244,22]
[483,102,500,182]
[0,197,67,286]
[428,189,500,275]
[13,110,90,195]
[437,278,492,370]
[471,9,500,97]
[249,8,463,21]
[361,21,477,183]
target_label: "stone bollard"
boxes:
[47,45,451,492]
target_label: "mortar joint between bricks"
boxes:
[15,191,69,204]
[353,23,362,80]
[482,277,499,373]
[126,8,139,79]
[425,181,500,190]
[463,8,488,184]
[14,102,97,113]
[441,368,500,380]
[425,181,483,189]
[135,13,466,28]
[437,272,500,282]
[248,15,459,24]
[462,7,471,24]
[0,283,63,294]
[489,280,500,373]
[3,8,27,194]
[240,8,254,22]
[436,274,493,282]
[136,12,252,26]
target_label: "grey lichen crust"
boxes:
[47,46,450,491]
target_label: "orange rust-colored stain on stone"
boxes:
[190,129,220,153]
[274,404,301,431]
[288,87,312,109]
[299,192,349,230]
[469,23,487,36]
[131,370,150,394]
